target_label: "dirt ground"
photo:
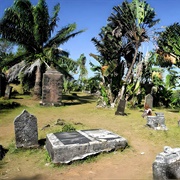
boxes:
[0,94,179,180]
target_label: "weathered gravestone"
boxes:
[115,99,126,115]
[146,112,168,130]
[145,94,153,109]
[14,110,39,148]
[46,129,128,164]
[153,146,180,179]
[41,68,63,106]
[4,85,13,99]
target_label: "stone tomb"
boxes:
[46,129,128,164]
[14,110,39,148]
[146,112,168,130]
[153,146,180,179]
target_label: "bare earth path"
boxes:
[0,95,179,180]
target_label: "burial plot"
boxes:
[46,129,128,164]
[153,146,180,179]
[115,99,126,115]
[41,68,63,106]
[14,109,39,148]
[145,94,153,109]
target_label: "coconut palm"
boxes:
[0,0,84,98]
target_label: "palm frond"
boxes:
[44,23,85,48]
[49,3,60,33]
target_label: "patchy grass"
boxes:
[0,93,180,179]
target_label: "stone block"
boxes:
[46,129,128,164]
[14,110,39,148]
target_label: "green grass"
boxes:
[0,93,180,175]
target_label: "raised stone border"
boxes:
[46,129,128,164]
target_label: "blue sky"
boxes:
[0,0,180,78]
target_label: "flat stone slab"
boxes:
[46,129,128,164]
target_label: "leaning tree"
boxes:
[0,0,84,99]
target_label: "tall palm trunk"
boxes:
[118,45,139,100]
[33,65,42,99]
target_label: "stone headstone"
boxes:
[4,85,12,99]
[46,129,128,164]
[41,68,63,106]
[14,110,39,148]
[115,99,126,115]
[153,146,180,179]
[145,94,153,109]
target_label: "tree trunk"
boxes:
[118,46,139,100]
[33,65,42,99]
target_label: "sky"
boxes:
[0,0,180,78]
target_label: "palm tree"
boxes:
[108,0,159,100]
[0,0,84,99]
[90,24,125,105]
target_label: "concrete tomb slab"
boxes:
[46,129,128,164]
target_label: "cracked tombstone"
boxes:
[14,110,39,148]
[153,146,180,179]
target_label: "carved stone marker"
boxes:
[46,129,128,164]
[14,110,39,148]
[153,146,180,179]
[115,99,126,115]
[145,94,153,109]
[4,85,12,99]
[146,112,167,130]
[41,68,63,106]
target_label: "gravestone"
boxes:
[14,110,39,148]
[145,94,153,109]
[115,99,126,115]
[41,68,63,106]
[4,85,12,99]
[153,146,180,179]
[46,129,128,164]
[146,112,167,130]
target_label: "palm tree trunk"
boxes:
[33,65,42,99]
[119,45,139,100]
